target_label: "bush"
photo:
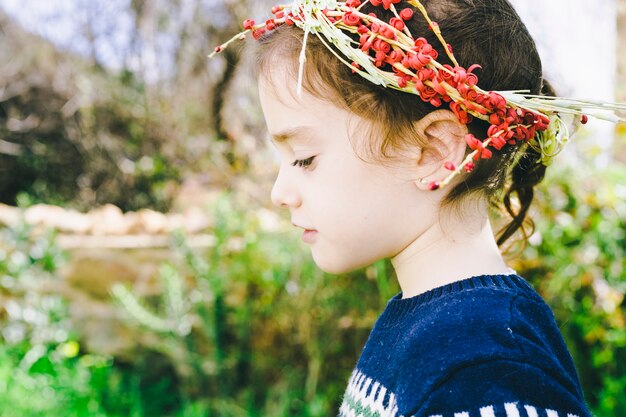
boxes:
[514,162,626,416]
[1,161,625,416]
[0,224,186,416]
[111,193,392,416]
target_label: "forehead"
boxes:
[259,73,335,144]
[258,66,375,154]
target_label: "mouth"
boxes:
[301,229,318,243]
[293,223,318,243]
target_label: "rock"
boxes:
[183,206,212,234]
[0,204,21,227]
[55,208,92,233]
[136,209,169,234]
[24,204,65,229]
[89,204,129,235]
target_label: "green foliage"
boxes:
[0,224,100,416]
[514,162,626,417]
[2,162,625,416]
[2,195,378,416]
[111,192,391,416]
[0,224,190,416]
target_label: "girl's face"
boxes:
[258,72,438,274]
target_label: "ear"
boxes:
[411,110,468,190]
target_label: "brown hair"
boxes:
[255,0,553,251]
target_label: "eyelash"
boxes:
[291,156,316,169]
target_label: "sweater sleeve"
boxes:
[409,359,593,417]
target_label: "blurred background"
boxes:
[0,0,624,416]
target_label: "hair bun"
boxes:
[540,78,557,97]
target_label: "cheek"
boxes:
[312,157,412,232]
[308,204,401,274]
[302,148,425,271]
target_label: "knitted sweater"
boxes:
[337,274,593,417]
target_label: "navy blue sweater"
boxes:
[337,274,592,417]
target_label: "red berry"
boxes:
[399,8,414,21]
[428,182,440,191]
[342,12,361,26]
[389,17,405,31]
[252,28,266,40]
[243,19,255,30]
[581,114,589,124]
[464,162,476,173]
[444,162,456,171]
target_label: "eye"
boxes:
[291,156,316,169]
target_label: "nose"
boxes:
[270,166,302,209]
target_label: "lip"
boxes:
[302,229,318,243]
[293,222,318,243]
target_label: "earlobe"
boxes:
[414,177,441,191]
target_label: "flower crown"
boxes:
[210,0,626,190]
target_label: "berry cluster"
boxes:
[209,0,614,190]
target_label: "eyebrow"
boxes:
[270,126,316,144]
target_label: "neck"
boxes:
[390,201,512,299]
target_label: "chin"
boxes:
[311,251,373,275]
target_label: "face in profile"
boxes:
[258,67,438,274]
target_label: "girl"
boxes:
[212,1,624,416]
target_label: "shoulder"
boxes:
[399,276,540,364]
[408,358,593,417]
[390,275,582,411]
[403,274,564,357]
